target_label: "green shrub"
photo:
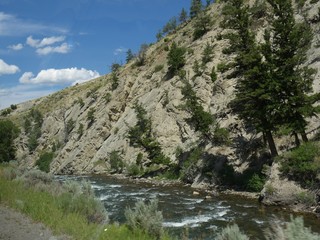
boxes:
[77,123,84,138]
[66,118,75,135]
[246,173,265,192]
[127,163,143,176]
[1,108,12,116]
[295,191,316,206]
[59,180,107,224]
[264,183,277,197]
[213,126,230,145]
[280,142,320,187]
[192,60,203,77]
[217,62,229,73]
[158,168,180,180]
[125,199,163,239]
[265,216,320,240]
[111,72,119,90]
[210,66,217,82]
[27,132,40,152]
[109,150,124,173]
[87,108,95,125]
[35,151,54,173]
[104,93,112,103]
[216,224,249,240]
[77,98,85,108]
[1,166,22,180]
[154,64,164,73]
[10,104,17,110]
[18,169,53,187]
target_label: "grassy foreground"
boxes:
[0,165,171,240]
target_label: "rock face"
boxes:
[8,0,320,187]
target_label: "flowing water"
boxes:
[56,175,320,239]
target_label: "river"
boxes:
[56,175,320,239]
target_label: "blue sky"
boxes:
[0,0,190,109]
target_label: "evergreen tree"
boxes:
[156,30,163,42]
[190,0,203,18]
[221,0,279,156]
[181,79,214,137]
[167,42,186,74]
[265,0,317,145]
[136,44,148,66]
[126,49,135,63]
[162,17,178,35]
[193,11,212,40]
[179,8,188,23]
[0,119,19,162]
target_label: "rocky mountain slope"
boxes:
[5,0,320,196]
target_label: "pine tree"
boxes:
[221,0,278,156]
[167,42,186,74]
[265,0,317,145]
[193,11,212,40]
[190,0,203,18]
[179,8,188,23]
[126,49,135,63]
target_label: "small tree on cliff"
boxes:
[190,0,203,18]
[167,42,186,75]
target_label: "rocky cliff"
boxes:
[6,0,320,194]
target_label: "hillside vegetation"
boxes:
[1,0,320,212]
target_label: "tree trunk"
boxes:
[293,131,300,147]
[265,130,278,157]
[301,131,308,142]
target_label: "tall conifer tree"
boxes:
[190,0,203,18]
[265,0,317,145]
[221,0,278,156]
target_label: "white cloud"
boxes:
[7,43,23,51]
[26,36,71,55]
[0,59,20,76]
[114,47,127,56]
[26,35,65,48]
[19,68,100,85]
[36,42,72,55]
[0,12,67,36]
